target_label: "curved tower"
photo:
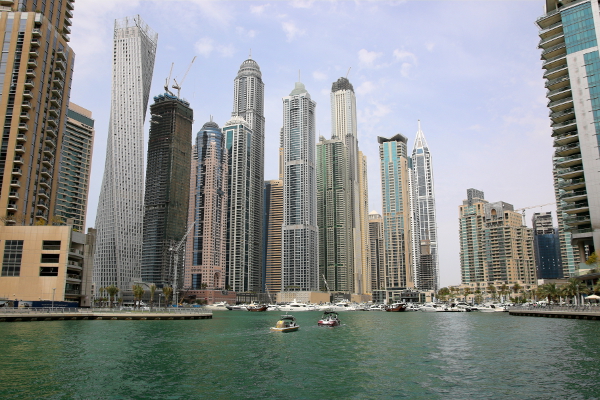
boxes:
[228,58,264,293]
[93,16,157,291]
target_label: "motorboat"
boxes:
[225,304,247,311]
[318,311,341,327]
[419,303,443,312]
[278,299,316,312]
[266,304,280,311]
[478,304,507,312]
[368,304,386,311]
[246,304,268,312]
[385,303,407,312]
[203,301,229,310]
[325,301,354,312]
[270,315,300,332]
[406,303,420,311]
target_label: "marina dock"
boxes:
[0,308,212,322]
[509,305,600,321]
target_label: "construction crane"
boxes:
[172,56,196,98]
[168,221,195,306]
[514,202,556,226]
[164,62,174,95]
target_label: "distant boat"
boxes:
[278,299,316,312]
[226,304,247,311]
[385,303,407,312]
[246,304,268,312]
[318,311,341,327]
[270,315,300,333]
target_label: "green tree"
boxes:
[463,287,472,303]
[487,284,497,302]
[163,286,173,306]
[585,252,599,272]
[437,287,450,302]
[512,283,522,302]
[106,285,119,309]
[149,284,157,310]
[98,287,106,308]
[499,284,509,302]
[132,284,145,309]
[593,281,600,294]
[561,278,589,305]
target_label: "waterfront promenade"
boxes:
[509,304,600,320]
[0,307,212,322]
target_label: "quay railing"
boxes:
[509,304,600,313]
[0,307,212,315]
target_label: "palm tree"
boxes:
[163,286,173,307]
[594,281,600,294]
[487,284,497,302]
[539,283,560,303]
[562,278,589,305]
[499,284,509,303]
[105,285,119,308]
[437,287,450,302]
[98,287,106,307]
[474,289,483,304]
[512,283,522,302]
[149,284,156,310]
[132,284,145,309]
[463,287,472,303]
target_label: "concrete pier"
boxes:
[0,308,212,322]
[509,305,600,321]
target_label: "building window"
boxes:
[42,240,61,250]
[1,240,24,277]
[40,267,58,276]
[41,254,60,263]
[192,274,202,290]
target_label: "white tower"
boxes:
[282,81,319,291]
[93,16,157,291]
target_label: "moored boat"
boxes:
[318,311,341,327]
[225,304,247,311]
[385,303,407,312]
[270,315,300,332]
[246,304,268,312]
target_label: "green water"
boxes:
[1,311,599,399]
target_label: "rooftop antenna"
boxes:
[210,115,213,122]
[346,67,351,79]
[164,62,174,96]
[172,56,197,98]
[298,69,301,82]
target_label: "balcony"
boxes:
[19,112,30,120]
[16,134,26,143]
[42,157,52,167]
[64,17,72,27]
[65,8,73,18]
[35,211,48,220]
[548,95,573,112]
[543,63,568,80]
[21,100,31,110]
[66,0,74,10]
[14,145,25,154]
[543,52,567,69]
[32,28,41,37]
[540,21,563,37]
[45,138,56,148]
[550,107,574,123]
[24,79,34,88]
[23,90,33,99]
[67,262,82,270]
[29,49,39,58]
[46,128,56,138]
[63,25,71,35]
[25,69,35,78]
[66,274,81,282]
[53,69,65,80]
[536,7,561,29]
[8,191,18,199]
[545,75,570,90]
[47,118,58,128]
[18,123,28,131]
[56,50,67,61]
[10,180,20,188]
[43,147,53,156]
[38,189,49,199]
[51,87,62,97]
[40,168,52,178]
[552,118,577,135]
[30,39,40,47]
[555,153,583,168]
[37,200,49,210]
[547,85,571,102]
[541,43,566,60]
[538,32,565,49]
[7,203,17,211]
[555,141,580,157]
[53,79,64,90]
[558,177,586,191]
[49,108,59,117]
[11,168,22,176]
[13,156,24,165]
[563,215,591,227]
[27,59,37,68]
[39,179,50,188]
[561,189,587,202]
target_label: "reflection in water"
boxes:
[0,312,599,399]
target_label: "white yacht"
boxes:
[278,299,316,312]
[203,301,229,310]
[419,303,443,312]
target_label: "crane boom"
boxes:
[172,56,196,98]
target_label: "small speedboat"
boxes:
[225,304,247,311]
[270,315,300,333]
[318,311,341,327]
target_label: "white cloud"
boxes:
[425,42,435,52]
[250,4,269,15]
[291,0,316,8]
[400,62,412,77]
[236,27,257,39]
[393,49,417,65]
[313,71,327,81]
[194,38,235,58]
[358,49,383,68]
[282,21,305,41]
[357,81,376,95]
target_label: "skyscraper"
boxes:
[317,136,353,292]
[141,93,193,286]
[0,2,75,226]
[223,116,258,292]
[532,212,562,279]
[184,122,227,297]
[459,189,487,283]
[378,134,414,290]
[410,121,439,291]
[537,0,600,264]
[228,58,264,293]
[93,16,157,291]
[54,103,94,232]
[263,179,283,297]
[368,210,385,292]
[282,81,319,292]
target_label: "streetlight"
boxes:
[52,288,56,309]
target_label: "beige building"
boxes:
[264,179,283,297]
[0,225,94,306]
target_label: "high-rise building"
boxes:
[263,179,283,297]
[93,16,157,291]
[537,0,600,264]
[184,122,227,298]
[316,136,353,292]
[141,93,192,286]
[282,81,319,292]
[553,170,580,277]
[459,190,536,285]
[229,57,264,293]
[532,212,563,279]
[378,134,414,290]
[368,210,385,292]
[324,77,369,294]
[459,190,488,283]
[410,121,439,291]
[223,116,259,292]
[0,2,75,226]
[54,103,94,232]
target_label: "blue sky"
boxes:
[70,0,553,287]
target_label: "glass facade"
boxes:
[563,2,597,54]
